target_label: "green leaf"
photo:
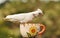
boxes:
[27,32,32,38]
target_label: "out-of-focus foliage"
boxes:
[0,0,60,38]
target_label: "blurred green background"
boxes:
[0,0,60,38]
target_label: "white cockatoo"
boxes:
[0,0,7,4]
[4,8,43,23]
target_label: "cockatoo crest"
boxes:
[37,8,42,14]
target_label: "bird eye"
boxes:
[39,13,41,15]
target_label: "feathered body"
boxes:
[4,9,43,23]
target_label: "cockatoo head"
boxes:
[33,8,43,17]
